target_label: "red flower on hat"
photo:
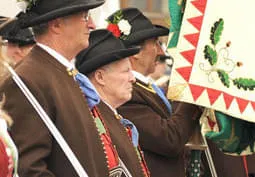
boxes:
[107,24,121,38]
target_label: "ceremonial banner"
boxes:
[168,0,255,123]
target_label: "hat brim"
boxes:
[77,47,140,74]
[23,1,104,28]
[124,25,169,46]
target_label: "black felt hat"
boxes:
[17,0,105,28]
[0,16,8,25]
[0,18,35,46]
[107,8,169,46]
[75,29,140,74]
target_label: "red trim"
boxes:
[223,93,235,109]
[191,0,207,13]
[184,33,200,47]
[188,16,204,30]
[189,84,205,101]
[206,88,222,105]
[235,97,249,113]
[180,50,196,65]
[91,108,119,169]
[176,66,193,82]
[242,156,249,177]
[251,101,255,111]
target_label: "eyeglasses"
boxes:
[1,39,8,46]
[83,13,91,22]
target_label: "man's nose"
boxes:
[129,71,136,83]
[88,16,96,30]
[157,42,165,56]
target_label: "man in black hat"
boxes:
[75,29,149,177]
[107,8,202,177]
[0,0,114,176]
[0,17,35,64]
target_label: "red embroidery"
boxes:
[180,50,196,65]
[189,84,205,101]
[223,93,234,109]
[235,97,249,113]
[206,88,222,105]
[250,101,255,111]
[191,0,207,14]
[92,108,119,170]
[184,33,200,47]
[176,66,192,82]
[187,16,204,30]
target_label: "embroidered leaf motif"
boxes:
[217,70,230,87]
[210,18,224,45]
[204,45,217,65]
[94,117,106,135]
[233,78,255,91]
[201,18,255,92]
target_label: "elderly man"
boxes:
[107,8,202,177]
[0,0,124,176]
[0,16,35,64]
[75,29,150,177]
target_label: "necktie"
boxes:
[151,83,172,114]
[117,114,139,148]
[74,72,100,108]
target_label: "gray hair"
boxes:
[32,22,49,38]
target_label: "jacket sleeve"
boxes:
[1,77,56,177]
[118,95,201,158]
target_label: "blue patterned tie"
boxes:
[118,115,139,148]
[151,83,172,114]
[74,72,100,108]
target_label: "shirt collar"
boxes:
[132,70,150,84]
[102,100,118,115]
[37,43,74,70]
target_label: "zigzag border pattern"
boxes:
[175,0,254,114]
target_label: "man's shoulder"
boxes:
[132,81,157,100]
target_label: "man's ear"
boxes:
[94,69,106,86]
[48,18,63,34]
[129,54,140,68]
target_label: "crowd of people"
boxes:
[0,0,255,177]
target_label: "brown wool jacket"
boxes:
[118,79,201,177]
[0,46,109,177]
[97,101,148,177]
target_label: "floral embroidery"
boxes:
[200,18,255,91]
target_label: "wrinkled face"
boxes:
[137,38,164,76]
[61,11,95,54]
[101,58,135,108]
